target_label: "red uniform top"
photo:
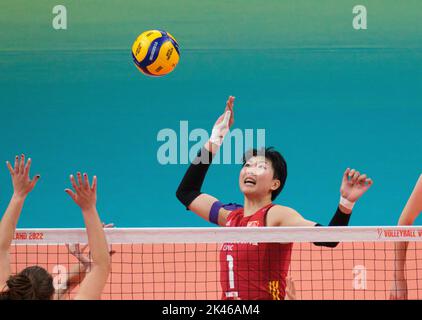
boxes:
[220,203,293,300]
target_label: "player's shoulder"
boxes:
[268,204,298,215]
[267,204,300,226]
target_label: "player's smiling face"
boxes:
[239,156,280,200]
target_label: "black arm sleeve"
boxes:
[176,147,214,209]
[313,207,351,248]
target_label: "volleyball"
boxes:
[131,30,180,77]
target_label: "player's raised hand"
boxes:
[66,243,91,265]
[210,96,235,147]
[65,172,97,211]
[340,168,373,203]
[223,95,235,128]
[6,154,40,199]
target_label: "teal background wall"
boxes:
[0,1,421,227]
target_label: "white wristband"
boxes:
[209,134,224,147]
[210,128,229,147]
[340,196,355,210]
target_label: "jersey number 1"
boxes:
[226,255,235,289]
[225,255,239,299]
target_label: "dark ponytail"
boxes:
[0,266,54,300]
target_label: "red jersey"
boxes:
[220,203,293,300]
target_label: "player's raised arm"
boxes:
[176,96,237,226]
[0,155,40,291]
[269,168,373,227]
[397,175,422,226]
[390,174,422,300]
[267,168,373,246]
[65,173,110,300]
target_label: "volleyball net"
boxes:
[10,226,422,300]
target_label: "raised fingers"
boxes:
[19,154,25,175]
[346,168,373,188]
[352,171,360,184]
[91,175,97,191]
[77,172,83,188]
[6,161,14,176]
[8,155,33,176]
[365,178,373,187]
[65,188,77,202]
[357,174,367,184]
[348,169,356,181]
[70,174,79,191]
[226,96,235,126]
[69,172,97,193]
[83,173,90,190]
[342,168,351,184]
[30,174,41,189]
[66,243,79,254]
[226,96,234,109]
[14,155,19,174]
[24,158,32,177]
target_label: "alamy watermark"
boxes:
[52,264,68,291]
[352,265,367,290]
[156,121,266,165]
[52,5,67,30]
[353,5,367,30]
[51,4,367,31]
